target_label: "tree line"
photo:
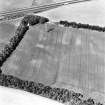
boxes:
[59,21,105,32]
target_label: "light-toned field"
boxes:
[0,86,63,105]
[0,20,105,103]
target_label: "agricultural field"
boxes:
[0,0,105,105]
[0,19,105,103]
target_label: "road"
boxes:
[0,0,93,22]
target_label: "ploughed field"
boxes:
[0,21,105,102]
